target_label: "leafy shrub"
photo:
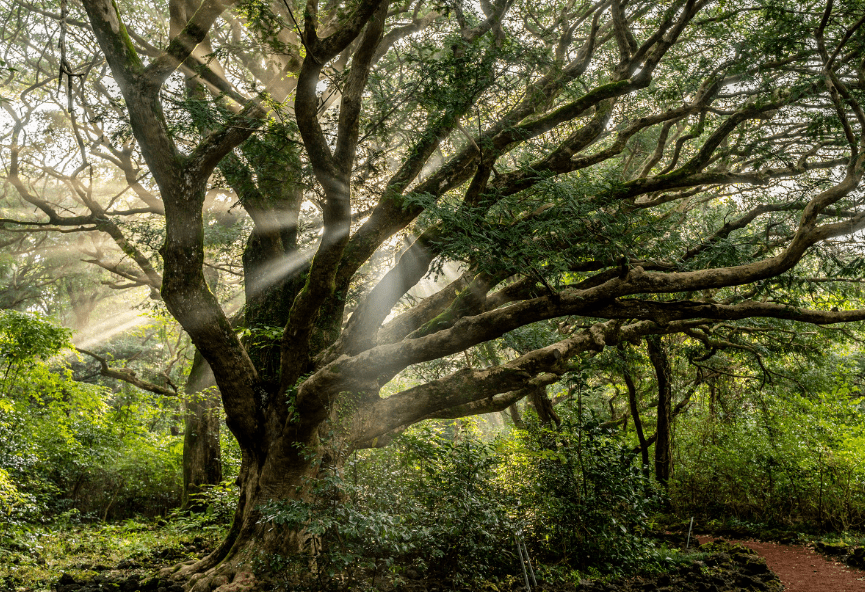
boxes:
[255,418,662,589]
[390,427,516,583]
[0,312,182,525]
[257,425,516,590]
[0,468,18,516]
[672,385,865,531]
[504,417,662,575]
[258,476,407,590]
[170,480,239,535]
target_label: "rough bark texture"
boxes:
[171,411,354,592]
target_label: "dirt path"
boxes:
[697,536,865,592]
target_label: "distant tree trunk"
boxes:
[708,376,717,421]
[647,335,672,486]
[623,363,650,475]
[64,277,102,332]
[182,350,222,510]
[508,403,526,429]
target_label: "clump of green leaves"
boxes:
[257,427,516,590]
[170,480,239,534]
[255,417,666,589]
[504,414,663,576]
[0,312,183,544]
[673,381,865,531]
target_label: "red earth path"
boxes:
[697,536,865,592]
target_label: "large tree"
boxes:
[5,0,865,587]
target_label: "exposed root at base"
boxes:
[158,543,238,589]
[187,570,256,592]
[159,550,260,592]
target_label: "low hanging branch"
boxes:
[76,348,178,396]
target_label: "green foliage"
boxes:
[673,383,865,531]
[0,467,20,520]
[0,310,72,369]
[256,418,667,588]
[407,170,668,283]
[504,413,663,576]
[0,312,94,529]
[170,480,239,535]
[387,426,516,583]
[258,427,516,589]
[0,313,184,541]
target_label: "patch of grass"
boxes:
[640,546,712,575]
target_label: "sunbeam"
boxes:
[73,307,150,350]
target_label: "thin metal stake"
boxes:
[515,535,531,591]
[686,516,695,549]
[522,539,538,587]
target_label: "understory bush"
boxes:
[0,372,183,525]
[169,480,239,537]
[0,312,183,539]
[256,414,662,589]
[672,386,865,531]
[504,416,663,576]
[257,427,516,590]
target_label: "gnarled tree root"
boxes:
[188,569,256,592]
[160,555,259,592]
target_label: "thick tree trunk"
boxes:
[182,351,223,510]
[170,421,347,592]
[647,335,672,485]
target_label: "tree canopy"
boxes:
[2,0,865,586]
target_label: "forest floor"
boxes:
[698,536,865,591]
[1,540,784,592]
[0,519,221,592]
[2,523,865,591]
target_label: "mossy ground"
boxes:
[0,517,223,592]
